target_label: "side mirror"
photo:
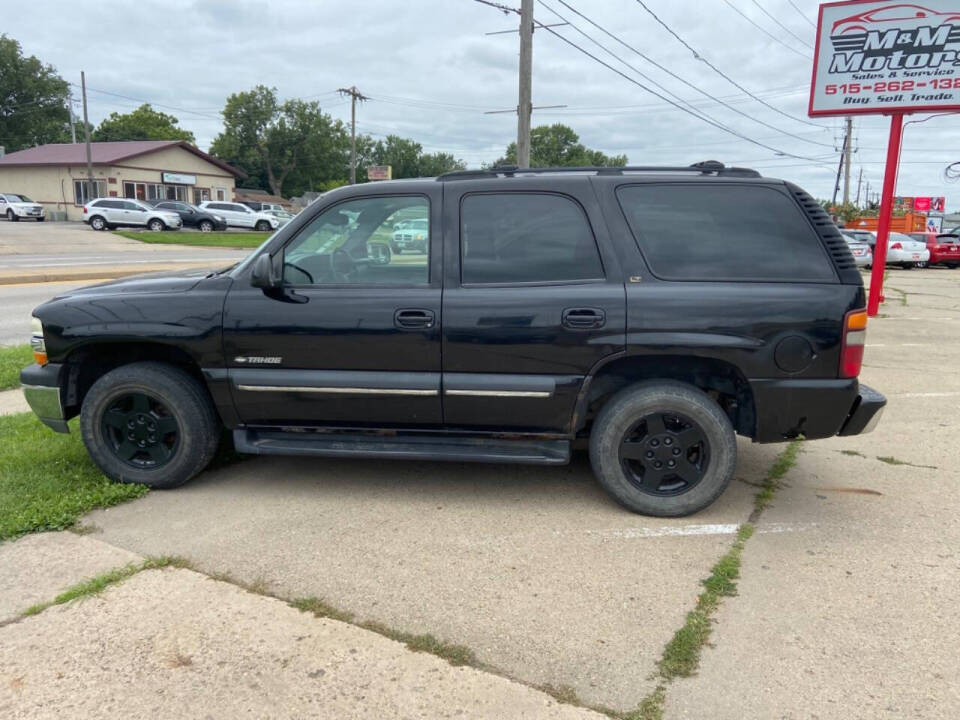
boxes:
[250,253,281,289]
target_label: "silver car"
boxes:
[840,230,872,268]
[83,198,182,231]
[0,193,45,221]
[870,231,930,268]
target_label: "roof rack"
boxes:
[436,161,761,181]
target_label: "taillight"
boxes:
[82,206,88,214]
[890,242,902,249]
[840,309,867,378]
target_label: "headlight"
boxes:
[30,316,47,365]
[216,215,225,222]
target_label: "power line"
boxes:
[747,0,814,49]
[721,0,812,58]
[474,1,821,161]
[68,82,223,120]
[633,0,825,129]
[786,0,817,29]
[537,0,831,154]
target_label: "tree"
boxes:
[211,86,349,197]
[418,151,466,177]
[0,35,70,151]
[92,104,194,143]
[495,123,627,167]
[366,135,465,179]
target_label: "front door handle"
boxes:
[562,307,605,329]
[394,308,435,329]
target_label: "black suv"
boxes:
[21,163,885,516]
[147,201,228,232]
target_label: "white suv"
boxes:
[83,199,182,231]
[0,193,45,221]
[199,201,280,231]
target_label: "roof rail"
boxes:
[436,161,760,181]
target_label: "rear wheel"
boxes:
[81,362,220,489]
[589,381,737,516]
[89,215,107,231]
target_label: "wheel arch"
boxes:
[573,353,756,438]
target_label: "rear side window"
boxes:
[460,193,604,284]
[617,185,835,282]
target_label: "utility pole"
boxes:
[831,143,845,205]
[843,116,853,204]
[865,181,871,207]
[80,72,95,202]
[338,86,368,184]
[855,167,863,207]
[516,0,534,168]
[68,94,77,144]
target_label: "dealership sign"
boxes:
[161,172,196,185]
[810,1,960,115]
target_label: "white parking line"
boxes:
[580,522,809,539]
[891,391,960,398]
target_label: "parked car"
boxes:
[198,201,281,231]
[907,232,960,268]
[840,231,872,267]
[842,229,876,245]
[21,162,885,517]
[870,231,929,268]
[0,193,45,221]
[240,200,285,213]
[392,218,429,253]
[265,209,295,225]
[83,198,182,231]
[147,200,228,232]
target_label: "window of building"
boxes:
[74,179,107,206]
[146,184,163,201]
[282,195,429,286]
[215,187,227,201]
[459,193,604,285]
[615,185,835,282]
[193,187,210,205]
[123,182,148,201]
[164,185,186,202]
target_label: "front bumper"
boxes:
[20,363,69,433]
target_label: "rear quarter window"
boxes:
[616,184,836,282]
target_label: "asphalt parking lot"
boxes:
[2,267,959,718]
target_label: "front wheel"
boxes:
[7,209,18,222]
[255,220,272,231]
[81,362,220,489]
[589,381,737,517]
[148,219,165,232]
[198,220,214,232]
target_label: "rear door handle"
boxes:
[562,307,605,329]
[394,308,435,329]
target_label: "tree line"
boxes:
[1,34,627,199]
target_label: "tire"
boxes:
[255,220,271,231]
[198,220,214,232]
[914,261,927,269]
[80,362,220,489]
[7,209,18,222]
[390,242,401,254]
[89,215,107,231]
[37,216,45,222]
[148,218,165,232]
[589,380,737,517]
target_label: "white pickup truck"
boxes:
[0,193,45,221]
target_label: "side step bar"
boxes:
[233,429,571,465]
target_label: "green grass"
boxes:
[0,344,33,390]
[841,449,865,457]
[0,414,147,540]
[113,230,269,248]
[22,556,190,616]
[753,439,803,514]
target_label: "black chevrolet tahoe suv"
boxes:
[21,163,886,517]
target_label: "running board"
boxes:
[233,429,571,465]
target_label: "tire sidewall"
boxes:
[199,220,213,232]
[589,381,737,517]
[90,216,106,231]
[148,219,164,231]
[81,363,219,489]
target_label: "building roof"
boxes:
[0,140,246,178]
[234,188,293,207]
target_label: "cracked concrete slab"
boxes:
[0,567,604,719]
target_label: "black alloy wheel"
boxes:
[618,412,710,496]
[100,392,179,469]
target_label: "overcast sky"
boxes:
[7,0,960,210]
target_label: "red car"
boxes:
[907,232,960,268]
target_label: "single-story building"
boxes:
[233,188,294,212]
[0,140,245,221]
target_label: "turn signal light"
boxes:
[840,309,867,378]
[33,350,48,366]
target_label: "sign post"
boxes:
[810,0,960,316]
[867,112,904,315]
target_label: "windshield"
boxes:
[888,232,915,243]
[8,194,32,202]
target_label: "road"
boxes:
[0,281,93,346]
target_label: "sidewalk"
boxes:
[0,533,601,719]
